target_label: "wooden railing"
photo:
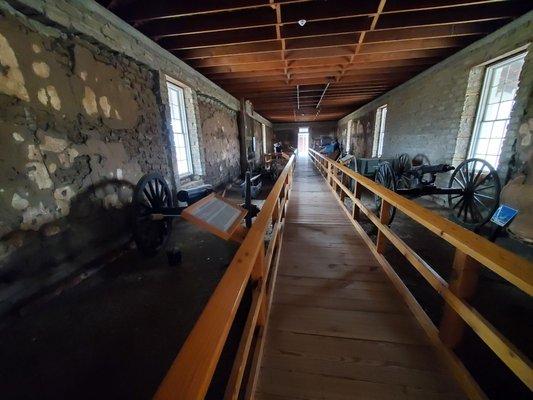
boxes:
[154,155,295,400]
[308,148,532,398]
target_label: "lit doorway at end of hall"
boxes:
[298,126,309,155]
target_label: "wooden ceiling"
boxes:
[98,0,530,122]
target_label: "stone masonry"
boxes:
[0,0,269,315]
[337,12,533,240]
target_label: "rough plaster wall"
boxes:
[338,114,375,158]
[0,9,170,313]
[7,0,240,111]
[252,119,264,164]
[501,60,533,241]
[264,125,274,154]
[197,96,240,187]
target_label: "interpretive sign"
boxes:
[490,204,518,227]
[181,193,247,240]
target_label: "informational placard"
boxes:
[490,204,518,227]
[339,154,354,165]
[181,193,247,240]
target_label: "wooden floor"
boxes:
[255,157,467,400]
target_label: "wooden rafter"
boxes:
[96,0,530,121]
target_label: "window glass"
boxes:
[372,105,387,157]
[167,82,193,176]
[469,52,526,168]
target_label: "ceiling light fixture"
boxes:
[298,19,306,26]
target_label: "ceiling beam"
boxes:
[114,0,307,22]
[377,1,530,29]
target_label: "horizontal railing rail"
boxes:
[154,155,295,400]
[308,148,532,398]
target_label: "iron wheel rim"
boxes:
[448,158,501,228]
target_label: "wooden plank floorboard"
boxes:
[255,157,467,400]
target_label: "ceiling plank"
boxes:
[97,0,530,122]
[377,1,530,29]
[139,7,277,38]
[282,15,372,38]
[383,0,514,13]
[114,0,274,22]
[280,0,380,23]
[364,19,508,42]
[159,26,277,49]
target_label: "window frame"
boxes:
[372,105,387,158]
[167,81,194,177]
[346,120,352,153]
[262,124,267,154]
[468,51,526,168]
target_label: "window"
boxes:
[469,52,526,168]
[262,124,267,154]
[346,120,352,153]
[167,82,193,176]
[372,105,387,157]
[298,126,309,155]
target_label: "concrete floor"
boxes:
[0,172,530,399]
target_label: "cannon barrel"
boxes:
[418,163,454,174]
[177,184,213,205]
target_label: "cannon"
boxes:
[132,172,260,256]
[374,154,501,229]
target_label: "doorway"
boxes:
[298,127,309,155]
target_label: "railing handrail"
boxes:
[154,155,296,400]
[308,148,532,392]
[308,148,532,295]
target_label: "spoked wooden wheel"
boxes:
[448,158,501,228]
[133,173,173,256]
[412,153,430,167]
[393,153,412,189]
[374,162,397,225]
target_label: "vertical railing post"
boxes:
[376,200,392,253]
[339,171,346,202]
[272,198,280,227]
[327,161,332,186]
[252,242,267,326]
[352,181,362,221]
[439,249,481,348]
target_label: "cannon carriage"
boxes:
[373,153,501,229]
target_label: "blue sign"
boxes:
[490,205,518,227]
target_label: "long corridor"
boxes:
[255,157,468,400]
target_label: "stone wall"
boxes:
[337,115,375,159]
[0,0,268,315]
[197,95,240,187]
[0,6,173,313]
[337,12,533,239]
[252,118,264,164]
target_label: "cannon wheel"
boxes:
[393,153,412,189]
[374,162,397,225]
[448,158,501,228]
[412,153,430,167]
[133,173,173,256]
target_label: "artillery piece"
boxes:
[374,154,501,229]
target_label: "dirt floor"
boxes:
[0,170,530,399]
[355,193,532,400]
[0,178,275,400]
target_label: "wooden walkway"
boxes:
[255,157,467,400]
